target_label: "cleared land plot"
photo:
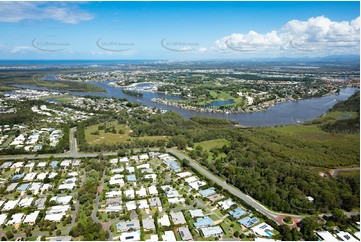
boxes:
[195,138,230,151]
[85,121,168,145]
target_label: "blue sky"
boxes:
[0,1,359,60]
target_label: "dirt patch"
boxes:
[90,136,105,144]
[275,215,299,228]
[97,185,103,193]
[102,221,113,231]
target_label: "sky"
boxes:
[0,1,359,60]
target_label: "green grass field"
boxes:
[40,94,75,103]
[85,121,168,145]
[194,138,230,151]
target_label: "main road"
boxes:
[0,129,306,225]
[167,149,305,224]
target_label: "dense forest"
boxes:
[331,91,360,113]
[321,91,360,133]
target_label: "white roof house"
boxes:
[130,155,139,161]
[201,226,223,237]
[11,162,24,169]
[109,158,118,164]
[139,154,149,161]
[185,176,198,183]
[161,186,179,198]
[44,214,64,222]
[60,159,72,167]
[50,196,72,205]
[336,231,358,241]
[48,172,58,179]
[119,230,141,241]
[0,162,12,169]
[72,159,81,166]
[105,206,123,213]
[189,209,204,218]
[19,197,34,207]
[25,162,35,168]
[189,181,207,190]
[40,184,52,192]
[106,190,122,198]
[45,205,70,221]
[6,183,18,192]
[136,187,147,197]
[0,214,7,225]
[354,232,361,240]
[24,172,37,181]
[317,231,338,241]
[126,166,135,173]
[148,185,158,195]
[177,172,192,178]
[68,172,78,177]
[7,213,24,225]
[23,211,40,224]
[159,214,171,227]
[119,157,129,163]
[125,189,135,199]
[29,182,42,191]
[137,199,149,209]
[170,211,186,225]
[251,222,275,237]
[3,199,20,211]
[37,162,47,167]
[58,183,75,190]
[137,163,150,170]
[168,197,185,204]
[36,172,48,180]
[126,201,137,211]
[162,231,176,241]
[111,168,124,173]
[218,199,235,210]
[144,174,157,181]
[146,235,159,241]
[110,174,125,186]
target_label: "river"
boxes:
[13,82,357,127]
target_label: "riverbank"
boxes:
[8,81,358,127]
[151,97,292,114]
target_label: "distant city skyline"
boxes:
[0,1,359,60]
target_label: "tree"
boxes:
[279,225,292,241]
[25,227,32,237]
[159,146,166,153]
[299,216,319,241]
[5,231,14,240]
[56,229,61,236]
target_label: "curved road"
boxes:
[167,149,305,224]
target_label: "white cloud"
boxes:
[0,2,94,24]
[10,46,34,53]
[214,16,360,55]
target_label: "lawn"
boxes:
[194,138,230,151]
[41,94,74,103]
[85,121,168,146]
